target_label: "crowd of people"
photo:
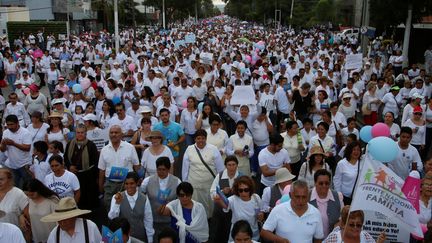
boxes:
[0,15,431,243]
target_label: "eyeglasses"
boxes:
[318,181,330,186]
[349,223,363,229]
[238,188,250,193]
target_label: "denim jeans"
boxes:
[7,74,16,91]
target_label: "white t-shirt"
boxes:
[0,222,26,243]
[0,187,28,227]
[258,147,291,187]
[252,119,272,146]
[46,128,70,151]
[388,144,422,180]
[333,158,360,197]
[44,171,80,199]
[2,127,32,169]
[226,194,262,241]
[141,146,174,177]
[263,202,324,243]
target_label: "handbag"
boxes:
[194,145,216,178]
[0,79,7,88]
[361,103,372,115]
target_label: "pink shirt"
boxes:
[310,187,344,237]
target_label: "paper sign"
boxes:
[362,211,410,243]
[108,167,129,181]
[185,33,196,44]
[304,38,313,47]
[216,186,229,207]
[86,129,109,151]
[174,40,186,49]
[102,225,123,243]
[345,54,363,70]
[230,86,257,105]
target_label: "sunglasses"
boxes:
[238,188,250,193]
[349,223,363,229]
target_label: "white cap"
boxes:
[82,113,97,121]
[139,106,152,113]
[342,93,353,99]
[176,68,184,73]
[52,98,64,105]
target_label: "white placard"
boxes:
[304,38,313,46]
[86,129,109,151]
[345,54,363,70]
[363,211,410,243]
[230,86,256,105]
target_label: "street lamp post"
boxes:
[162,0,166,29]
[114,0,119,53]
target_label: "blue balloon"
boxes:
[368,136,399,162]
[112,96,121,105]
[280,194,290,203]
[72,84,82,94]
[360,125,373,143]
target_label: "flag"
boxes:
[350,157,423,238]
[216,186,229,207]
[401,171,421,213]
[102,225,123,243]
[108,167,129,181]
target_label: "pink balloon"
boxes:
[371,122,390,138]
[182,99,188,108]
[257,40,265,45]
[282,184,291,195]
[22,87,30,95]
[245,55,252,63]
[128,63,136,72]
[33,49,43,58]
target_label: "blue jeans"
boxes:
[185,133,195,146]
[7,74,16,91]
[251,144,267,175]
[12,166,32,188]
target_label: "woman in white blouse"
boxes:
[141,130,174,177]
[281,120,306,177]
[384,112,401,141]
[404,106,427,159]
[419,171,432,225]
[333,141,362,205]
[298,146,331,189]
[180,96,198,146]
[362,82,381,125]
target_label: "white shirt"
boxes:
[141,175,181,193]
[263,202,324,242]
[0,187,28,227]
[388,144,422,180]
[180,109,198,134]
[44,171,80,199]
[141,146,174,177]
[381,93,401,118]
[252,118,272,146]
[275,86,291,114]
[261,185,283,212]
[98,141,140,178]
[108,191,154,243]
[333,158,360,197]
[258,147,291,187]
[2,127,32,169]
[206,128,229,154]
[47,218,102,243]
[404,119,426,145]
[182,143,224,181]
[0,222,26,243]
[109,115,138,141]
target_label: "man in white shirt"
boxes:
[109,103,138,142]
[259,134,291,191]
[0,115,32,187]
[172,78,195,107]
[3,93,30,127]
[274,77,291,131]
[0,210,26,243]
[98,125,140,209]
[388,127,423,180]
[261,180,324,243]
[42,197,102,243]
[206,115,229,157]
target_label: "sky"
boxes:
[212,0,226,5]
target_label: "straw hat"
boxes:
[308,146,325,159]
[274,167,296,184]
[40,197,90,222]
[146,130,163,139]
[48,111,63,118]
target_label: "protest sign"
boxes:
[87,129,109,151]
[108,167,129,181]
[351,157,423,239]
[304,38,313,47]
[345,54,363,70]
[174,40,186,49]
[230,86,256,105]
[362,211,410,243]
[102,225,123,243]
[185,33,196,43]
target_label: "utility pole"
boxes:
[360,0,370,58]
[66,0,70,38]
[162,0,166,29]
[289,0,294,31]
[114,0,119,53]
[402,3,412,67]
